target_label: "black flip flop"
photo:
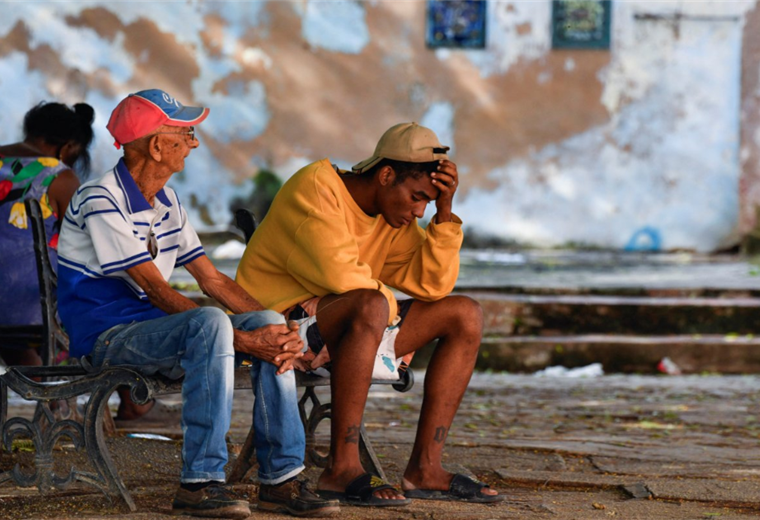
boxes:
[404,473,505,503]
[317,473,411,507]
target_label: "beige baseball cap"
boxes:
[352,122,450,174]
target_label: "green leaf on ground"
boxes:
[12,439,35,452]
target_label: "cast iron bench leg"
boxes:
[358,424,387,482]
[298,383,387,480]
[228,425,256,484]
[83,377,138,511]
[228,382,388,484]
[0,367,161,512]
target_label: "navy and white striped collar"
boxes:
[114,158,172,214]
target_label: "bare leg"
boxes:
[0,347,42,367]
[395,296,497,497]
[314,289,405,501]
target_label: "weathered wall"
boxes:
[0,1,757,251]
[741,2,760,237]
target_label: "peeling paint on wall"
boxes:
[421,102,456,157]
[741,2,760,236]
[460,1,552,78]
[300,0,370,54]
[205,80,270,144]
[458,13,744,251]
[0,0,757,251]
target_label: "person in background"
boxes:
[0,101,166,425]
[0,101,94,367]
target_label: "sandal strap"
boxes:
[449,474,490,499]
[345,473,398,501]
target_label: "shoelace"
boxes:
[276,479,313,499]
[293,479,321,499]
[206,485,245,500]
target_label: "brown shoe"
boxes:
[258,479,339,517]
[172,484,251,518]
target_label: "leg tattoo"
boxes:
[433,426,448,443]
[345,425,361,444]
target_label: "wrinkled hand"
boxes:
[292,352,314,372]
[292,346,331,372]
[234,322,303,375]
[430,159,458,224]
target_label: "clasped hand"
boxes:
[234,322,304,375]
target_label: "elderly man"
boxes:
[57,90,338,519]
[236,123,504,506]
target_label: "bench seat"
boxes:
[0,200,414,512]
[0,350,412,511]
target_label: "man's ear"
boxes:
[147,135,162,162]
[378,165,395,187]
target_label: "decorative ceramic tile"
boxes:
[552,0,612,49]
[426,0,487,49]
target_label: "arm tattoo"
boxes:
[345,425,360,444]
[433,426,448,443]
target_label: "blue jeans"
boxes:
[90,307,305,484]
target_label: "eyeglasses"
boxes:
[151,126,197,142]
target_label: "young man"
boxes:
[57,89,338,518]
[236,123,503,505]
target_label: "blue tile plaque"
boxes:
[552,0,612,49]
[426,0,487,49]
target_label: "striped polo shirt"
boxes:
[58,158,205,357]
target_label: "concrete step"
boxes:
[185,289,760,336]
[464,291,760,336]
[186,290,760,373]
[474,334,760,374]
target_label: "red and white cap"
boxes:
[107,89,209,149]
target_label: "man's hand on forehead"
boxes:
[431,159,458,223]
[431,160,457,189]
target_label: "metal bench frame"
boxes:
[0,201,413,511]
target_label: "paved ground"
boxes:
[3,370,760,519]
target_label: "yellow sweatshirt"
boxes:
[235,158,463,323]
